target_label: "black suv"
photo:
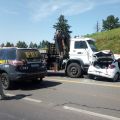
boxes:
[0,47,47,89]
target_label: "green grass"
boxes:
[85,28,120,54]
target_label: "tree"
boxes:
[102,15,120,31]
[33,43,38,48]
[0,43,5,47]
[16,41,28,48]
[29,42,38,48]
[38,42,42,49]
[53,15,72,57]
[53,15,71,38]
[38,40,49,49]
[29,42,34,48]
[5,42,14,47]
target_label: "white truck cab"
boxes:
[65,37,97,78]
[69,37,97,64]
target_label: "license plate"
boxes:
[31,64,39,67]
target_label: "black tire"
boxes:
[112,73,119,82]
[1,73,12,90]
[67,63,82,78]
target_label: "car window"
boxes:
[17,49,42,61]
[0,49,5,59]
[0,48,16,60]
[74,41,87,49]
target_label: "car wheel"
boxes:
[67,63,82,78]
[112,73,119,82]
[1,73,12,90]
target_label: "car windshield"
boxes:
[17,49,42,61]
[87,40,97,52]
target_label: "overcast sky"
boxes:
[0,0,120,45]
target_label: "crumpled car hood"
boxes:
[93,50,114,61]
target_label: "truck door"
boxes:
[70,41,89,64]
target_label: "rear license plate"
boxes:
[31,64,39,67]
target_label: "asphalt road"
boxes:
[0,71,120,120]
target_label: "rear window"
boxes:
[17,49,41,61]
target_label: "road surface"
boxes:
[0,71,120,120]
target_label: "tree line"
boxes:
[0,14,120,48]
[0,40,49,49]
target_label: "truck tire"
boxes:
[67,63,82,78]
[1,73,12,90]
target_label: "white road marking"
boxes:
[6,93,120,120]
[23,97,42,103]
[6,93,42,103]
[64,106,120,120]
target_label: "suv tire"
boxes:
[1,73,12,90]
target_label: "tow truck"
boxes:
[40,31,97,78]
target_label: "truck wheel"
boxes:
[1,73,12,90]
[67,63,82,78]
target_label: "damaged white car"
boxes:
[88,50,120,82]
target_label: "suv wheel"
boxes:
[1,73,11,90]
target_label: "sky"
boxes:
[0,0,120,45]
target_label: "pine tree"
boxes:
[53,15,72,58]
[16,41,28,48]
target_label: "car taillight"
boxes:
[108,64,116,69]
[9,60,24,66]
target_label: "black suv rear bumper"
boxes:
[9,70,47,81]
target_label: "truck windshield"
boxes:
[87,40,97,52]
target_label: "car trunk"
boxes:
[93,58,113,69]
[93,51,114,69]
